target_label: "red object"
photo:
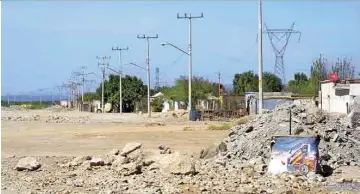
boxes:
[328,73,338,82]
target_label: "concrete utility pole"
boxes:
[97,56,110,113]
[177,12,203,111]
[258,0,264,114]
[112,46,129,114]
[137,34,158,118]
[218,71,221,97]
[7,94,10,105]
[38,89,43,104]
[75,66,94,110]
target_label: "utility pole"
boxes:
[38,89,43,104]
[217,71,221,97]
[137,34,158,118]
[7,94,10,105]
[51,91,53,104]
[74,66,93,110]
[177,12,204,111]
[112,46,129,114]
[58,86,63,103]
[97,56,110,113]
[258,0,263,114]
[155,67,160,91]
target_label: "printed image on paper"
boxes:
[268,136,320,175]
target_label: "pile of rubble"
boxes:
[220,101,360,173]
[2,114,90,124]
[3,101,360,193]
[2,114,41,122]
[45,115,90,124]
[4,141,329,194]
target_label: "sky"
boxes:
[2,1,360,95]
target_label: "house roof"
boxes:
[151,92,164,98]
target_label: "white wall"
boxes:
[350,84,360,96]
[162,101,170,112]
[320,83,359,114]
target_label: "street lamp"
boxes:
[161,41,192,111]
[124,62,150,117]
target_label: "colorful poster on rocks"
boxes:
[268,135,320,175]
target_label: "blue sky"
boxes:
[2,1,360,95]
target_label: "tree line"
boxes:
[81,55,357,112]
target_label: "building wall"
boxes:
[320,82,360,114]
[350,84,360,96]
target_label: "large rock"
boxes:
[116,162,142,176]
[127,149,144,163]
[90,157,105,167]
[161,152,197,175]
[305,105,325,124]
[62,156,92,167]
[120,142,142,156]
[112,156,129,167]
[349,96,360,128]
[16,157,41,171]
[199,141,227,159]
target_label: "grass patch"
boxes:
[206,123,233,131]
[183,126,195,131]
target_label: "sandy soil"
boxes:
[1,109,228,157]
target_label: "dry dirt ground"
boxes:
[2,108,360,193]
[1,109,228,157]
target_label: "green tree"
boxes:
[162,76,216,108]
[263,72,282,92]
[311,55,329,95]
[96,74,146,112]
[232,71,282,93]
[287,73,313,94]
[233,71,258,94]
[294,72,308,84]
[151,97,164,112]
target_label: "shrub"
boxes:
[151,98,164,112]
[207,124,232,131]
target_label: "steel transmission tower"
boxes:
[155,67,160,91]
[263,22,301,83]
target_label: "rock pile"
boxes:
[349,96,360,128]
[221,102,360,173]
[6,142,331,193]
[2,114,90,123]
[45,115,90,123]
[4,101,360,193]
[2,114,41,122]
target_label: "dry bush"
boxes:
[236,116,254,125]
[183,126,195,131]
[206,124,232,131]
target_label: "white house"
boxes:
[319,80,360,114]
[150,92,183,112]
